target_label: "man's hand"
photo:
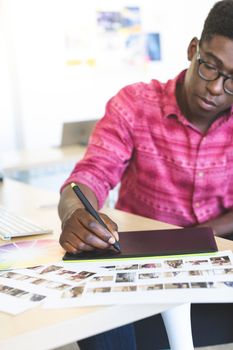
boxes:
[59,208,118,253]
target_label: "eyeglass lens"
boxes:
[199,62,233,95]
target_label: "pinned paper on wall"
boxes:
[65,5,161,68]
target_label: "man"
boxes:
[59,1,233,349]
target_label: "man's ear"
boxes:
[187,37,199,61]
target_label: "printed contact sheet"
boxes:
[0,250,232,314]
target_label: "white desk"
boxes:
[1,146,86,194]
[2,145,86,172]
[0,179,233,350]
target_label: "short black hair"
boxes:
[200,0,233,43]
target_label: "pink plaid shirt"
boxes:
[63,70,233,227]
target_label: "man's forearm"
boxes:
[58,183,98,224]
[198,210,233,237]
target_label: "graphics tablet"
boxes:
[63,226,218,261]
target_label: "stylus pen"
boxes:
[71,182,121,252]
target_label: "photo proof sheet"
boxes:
[0,250,233,314]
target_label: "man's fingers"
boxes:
[59,229,93,252]
[60,208,119,252]
[61,241,78,254]
[99,213,119,240]
[76,210,118,243]
[60,225,111,251]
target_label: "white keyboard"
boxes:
[0,206,53,240]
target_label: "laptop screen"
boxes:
[61,120,97,146]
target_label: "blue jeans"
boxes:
[78,323,137,350]
[78,302,233,350]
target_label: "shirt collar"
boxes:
[162,70,186,119]
[208,105,233,133]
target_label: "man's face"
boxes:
[183,36,233,128]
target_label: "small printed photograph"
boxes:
[111,285,137,292]
[0,284,14,294]
[26,265,43,271]
[101,265,116,271]
[145,33,161,61]
[55,269,76,277]
[86,287,111,294]
[163,271,173,278]
[62,286,85,298]
[214,268,233,275]
[8,290,46,302]
[223,281,233,288]
[188,270,201,276]
[40,265,63,274]
[184,259,209,267]
[34,279,71,291]
[31,278,48,286]
[121,6,141,31]
[14,274,35,281]
[116,264,138,270]
[51,283,71,291]
[7,287,28,298]
[28,293,46,302]
[0,272,20,279]
[1,272,37,282]
[199,269,213,276]
[68,271,95,282]
[138,284,163,291]
[164,259,183,269]
[139,262,162,269]
[163,271,189,278]
[97,11,122,32]
[97,6,141,33]
[0,284,45,301]
[210,256,231,266]
[212,281,233,288]
[164,282,190,289]
[89,275,114,283]
[138,272,160,280]
[190,282,209,288]
[115,272,136,283]
[0,284,22,296]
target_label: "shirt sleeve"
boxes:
[61,86,135,208]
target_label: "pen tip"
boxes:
[113,241,121,252]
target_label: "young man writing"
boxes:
[59,1,233,348]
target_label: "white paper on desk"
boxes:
[0,283,46,315]
[43,250,233,309]
[1,251,232,313]
[44,287,233,309]
[0,262,100,314]
[0,293,42,315]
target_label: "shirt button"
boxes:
[195,202,200,208]
[198,171,204,177]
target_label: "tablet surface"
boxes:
[63,226,218,261]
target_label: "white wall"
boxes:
[0,0,216,152]
[0,0,18,151]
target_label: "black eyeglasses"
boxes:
[196,44,233,95]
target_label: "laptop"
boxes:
[61,120,97,146]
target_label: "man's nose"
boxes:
[206,76,224,96]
